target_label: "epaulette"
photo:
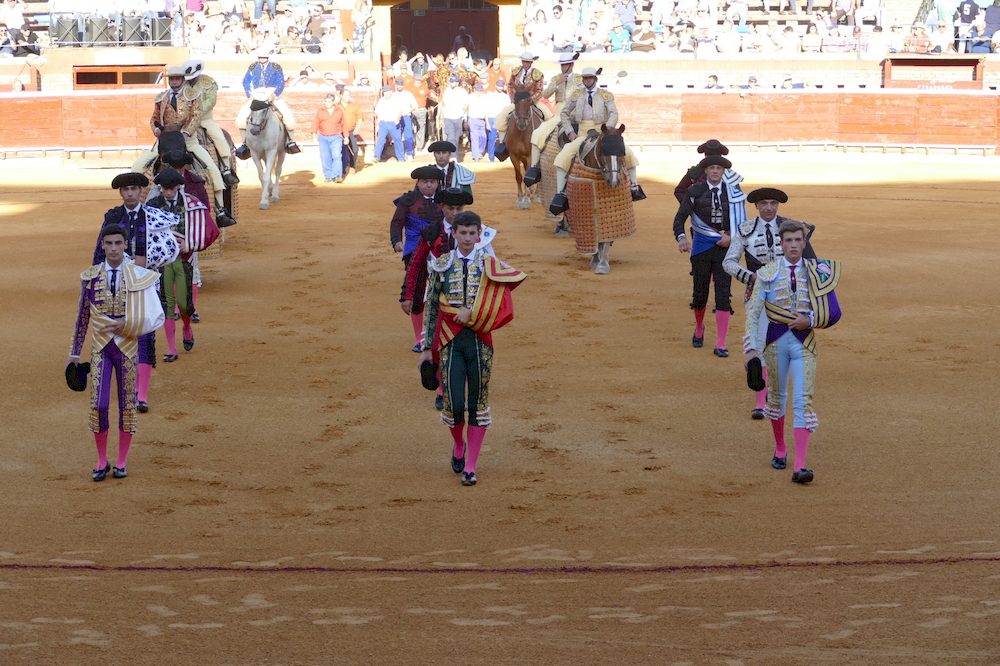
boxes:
[181,87,202,102]
[531,69,543,81]
[599,89,614,101]
[757,260,781,283]
[81,264,103,280]
[154,89,170,103]
[247,62,257,72]
[429,251,454,273]
[393,190,417,207]
[737,217,758,238]
[567,87,583,101]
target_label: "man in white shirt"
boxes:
[485,79,510,161]
[373,85,404,162]
[439,75,470,155]
[391,76,418,161]
[465,83,492,161]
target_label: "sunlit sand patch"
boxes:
[167,622,226,630]
[449,618,511,627]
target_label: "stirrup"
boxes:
[494,141,508,162]
[285,141,301,154]
[549,192,569,215]
[235,144,250,160]
[631,184,647,201]
[522,165,541,187]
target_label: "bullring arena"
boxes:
[3,11,1000,665]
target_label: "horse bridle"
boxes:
[582,134,625,185]
[247,104,272,136]
[513,99,533,131]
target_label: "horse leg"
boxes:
[252,152,270,209]
[512,159,527,209]
[594,242,611,275]
[271,149,285,202]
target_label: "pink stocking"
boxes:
[693,308,706,338]
[715,310,730,350]
[136,363,152,402]
[793,428,810,471]
[181,315,193,343]
[450,423,465,458]
[94,431,109,469]
[410,312,423,345]
[116,432,133,468]
[771,416,787,458]
[465,426,486,473]
[755,367,768,409]
[163,319,178,356]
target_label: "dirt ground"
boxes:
[1,149,999,665]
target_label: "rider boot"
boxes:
[222,167,240,187]
[235,129,251,161]
[285,129,301,155]
[522,144,542,187]
[549,167,570,215]
[214,192,237,228]
[629,166,647,202]
[494,138,509,162]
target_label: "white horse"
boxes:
[245,97,286,210]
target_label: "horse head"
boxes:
[248,99,272,136]
[595,124,626,189]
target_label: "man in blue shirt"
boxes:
[235,50,300,157]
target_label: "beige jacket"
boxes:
[560,86,618,135]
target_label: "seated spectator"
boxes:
[614,0,640,33]
[821,26,846,51]
[0,0,25,31]
[740,74,763,89]
[678,24,697,51]
[968,19,992,51]
[715,20,742,53]
[705,73,723,88]
[694,26,716,55]
[581,21,609,51]
[631,14,658,51]
[281,26,304,53]
[302,28,321,53]
[986,0,1000,35]
[215,18,241,54]
[887,24,905,52]
[609,20,633,51]
[551,5,577,51]
[778,25,802,52]
[188,17,216,55]
[903,23,931,52]
[753,24,777,52]
[834,0,856,26]
[853,0,880,26]
[0,23,13,56]
[929,21,956,52]
[802,23,822,51]
[524,9,553,51]
[321,24,346,54]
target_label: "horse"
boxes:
[245,99,286,210]
[505,87,545,209]
[563,124,636,275]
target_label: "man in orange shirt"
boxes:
[404,72,431,153]
[315,93,345,183]
[339,86,362,173]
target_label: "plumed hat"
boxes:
[747,187,788,204]
[698,155,732,169]
[435,188,473,205]
[153,167,185,188]
[111,172,149,189]
[183,59,204,81]
[697,138,729,156]
[427,140,456,153]
[411,165,445,180]
[65,362,91,392]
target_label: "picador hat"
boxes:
[581,66,603,77]
[519,50,539,61]
[65,362,91,392]
[697,139,729,156]
[558,52,580,64]
[166,64,187,77]
[747,187,788,204]
[698,155,732,169]
[435,188,473,205]
[427,140,457,153]
[411,165,445,180]
[183,59,204,81]
[153,167,185,188]
[111,172,149,189]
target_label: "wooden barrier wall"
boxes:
[1,90,997,153]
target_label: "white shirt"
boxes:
[374,95,400,122]
[466,92,492,120]
[440,86,469,120]
[104,260,125,294]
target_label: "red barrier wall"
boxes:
[1,90,996,152]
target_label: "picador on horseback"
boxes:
[132,64,236,228]
[181,59,239,188]
[544,66,645,215]
[235,50,300,159]
[521,52,583,186]
[493,51,552,157]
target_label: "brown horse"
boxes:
[505,86,544,209]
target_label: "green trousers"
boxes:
[160,258,189,318]
[440,328,494,428]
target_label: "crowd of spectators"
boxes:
[518,0,1000,55]
[1,0,375,56]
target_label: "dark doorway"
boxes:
[390,1,499,61]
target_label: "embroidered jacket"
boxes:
[542,72,583,107]
[560,86,618,135]
[71,262,165,360]
[151,86,203,135]
[507,66,544,102]
[243,61,286,97]
[724,216,818,285]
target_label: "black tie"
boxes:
[109,269,118,296]
[765,223,774,249]
[170,91,178,110]
[587,90,594,107]
[461,258,469,303]
[711,186,721,210]
[790,264,798,294]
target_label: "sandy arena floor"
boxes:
[1,149,999,665]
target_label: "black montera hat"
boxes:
[698,155,732,169]
[111,172,150,189]
[162,150,193,168]
[65,362,91,392]
[747,187,788,204]
[427,140,457,153]
[697,139,729,156]
[153,167,185,188]
[435,188,474,205]
[411,165,445,180]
